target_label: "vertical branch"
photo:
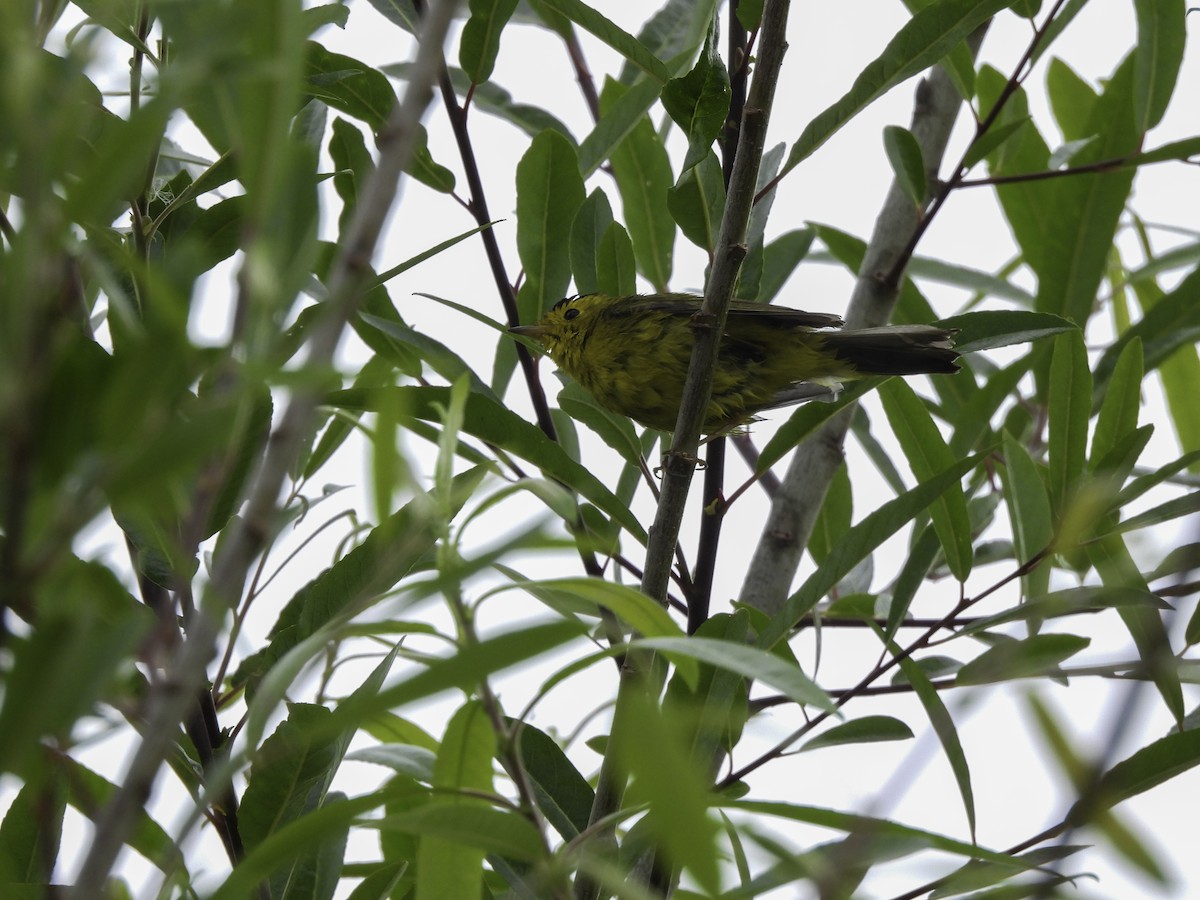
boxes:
[642,0,790,607]
[738,29,985,617]
[689,1,752,634]
[573,5,793,898]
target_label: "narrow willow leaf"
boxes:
[515,130,586,324]
[536,0,672,83]
[756,380,879,474]
[956,634,1090,685]
[600,79,675,291]
[660,22,730,173]
[809,463,852,565]
[1088,536,1184,720]
[509,720,595,840]
[801,716,914,752]
[622,0,717,82]
[570,189,614,296]
[349,745,437,782]
[1068,729,1200,825]
[939,309,1074,354]
[1094,263,1200,395]
[596,221,638,297]
[518,576,687,643]
[1091,338,1143,470]
[667,150,725,252]
[459,0,519,85]
[1047,331,1091,518]
[1000,432,1052,599]
[417,701,497,900]
[880,379,973,581]
[577,76,662,177]
[638,636,835,711]
[1132,0,1186,132]
[1046,57,1098,141]
[615,691,722,893]
[883,125,927,206]
[378,805,544,862]
[894,649,976,840]
[962,116,1030,169]
[948,356,1032,457]
[758,228,816,304]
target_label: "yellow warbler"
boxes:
[512,293,959,433]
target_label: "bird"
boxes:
[511,292,959,434]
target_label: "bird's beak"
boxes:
[510,324,549,339]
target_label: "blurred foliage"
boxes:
[1,1,1198,898]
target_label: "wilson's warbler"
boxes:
[512,293,959,433]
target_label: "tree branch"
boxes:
[738,28,985,618]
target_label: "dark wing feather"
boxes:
[629,293,843,329]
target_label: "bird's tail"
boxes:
[822,325,960,376]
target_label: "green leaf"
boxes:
[1000,432,1053,597]
[0,773,66,883]
[621,0,718,81]
[801,716,914,752]
[1047,58,1098,141]
[667,150,725,252]
[883,125,927,206]
[459,0,520,84]
[1069,729,1200,825]
[377,804,545,862]
[758,453,985,649]
[348,744,437,782]
[615,691,722,893]
[1046,331,1091,518]
[517,576,686,643]
[949,356,1033,457]
[510,721,595,840]
[534,0,671,82]
[1094,263,1200,394]
[417,701,497,900]
[937,310,1075,354]
[570,189,615,296]
[214,792,391,900]
[1133,0,1186,132]
[956,634,1090,685]
[782,0,1012,173]
[962,116,1030,169]
[304,43,395,131]
[240,703,350,888]
[1091,337,1143,470]
[893,647,976,840]
[880,379,973,581]
[809,463,852,565]
[638,637,835,711]
[600,78,676,291]
[515,130,587,324]
[660,22,731,172]
[0,560,152,777]
[758,228,816,304]
[757,379,880,474]
[596,221,638,297]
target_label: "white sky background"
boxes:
[38,0,1200,897]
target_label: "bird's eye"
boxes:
[564,307,580,321]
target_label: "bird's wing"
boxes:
[633,294,844,329]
